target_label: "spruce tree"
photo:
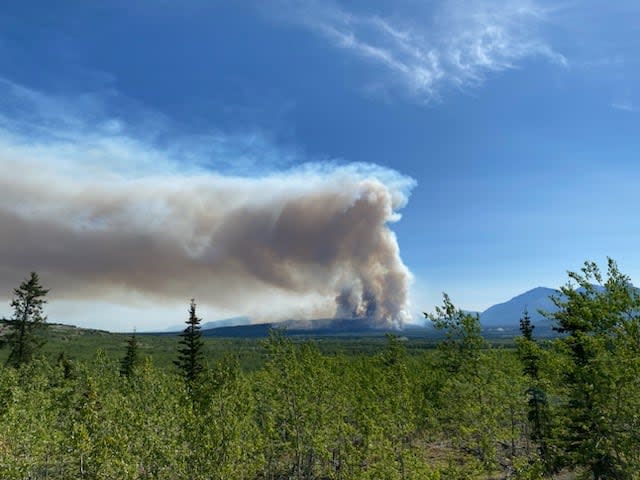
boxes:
[517,308,552,471]
[519,308,534,341]
[3,272,49,368]
[120,331,140,377]
[548,259,640,478]
[174,299,205,388]
[425,293,484,373]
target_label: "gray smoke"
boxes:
[0,154,415,327]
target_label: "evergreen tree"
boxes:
[548,259,640,478]
[120,331,140,378]
[56,352,75,380]
[519,308,534,341]
[174,299,205,388]
[3,272,49,368]
[425,293,484,373]
[517,309,553,472]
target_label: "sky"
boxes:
[1,1,639,331]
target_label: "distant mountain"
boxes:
[164,316,251,332]
[195,289,566,338]
[201,316,251,330]
[478,284,620,328]
[160,284,629,338]
[200,317,384,338]
[480,287,559,327]
[200,323,274,338]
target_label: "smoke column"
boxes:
[0,152,415,327]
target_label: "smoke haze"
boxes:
[0,147,415,329]
[0,80,415,329]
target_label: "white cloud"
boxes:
[610,101,636,112]
[267,0,566,101]
[0,77,303,178]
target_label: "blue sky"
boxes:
[1,1,639,330]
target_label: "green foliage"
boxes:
[1,258,640,479]
[425,293,484,373]
[436,348,528,472]
[174,299,205,388]
[517,309,555,472]
[119,331,140,378]
[257,330,341,479]
[3,272,49,368]
[547,258,640,478]
[520,308,535,342]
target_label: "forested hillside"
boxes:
[1,260,639,479]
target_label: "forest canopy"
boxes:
[1,259,639,479]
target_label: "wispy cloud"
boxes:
[267,0,565,101]
[0,78,303,177]
[610,100,636,112]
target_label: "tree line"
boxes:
[0,259,639,479]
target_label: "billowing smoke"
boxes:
[0,77,415,328]
[0,153,415,327]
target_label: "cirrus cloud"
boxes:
[264,0,566,101]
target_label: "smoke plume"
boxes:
[0,153,414,327]
[0,77,415,327]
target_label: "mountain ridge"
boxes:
[479,286,559,327]
[156,284,625,337]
